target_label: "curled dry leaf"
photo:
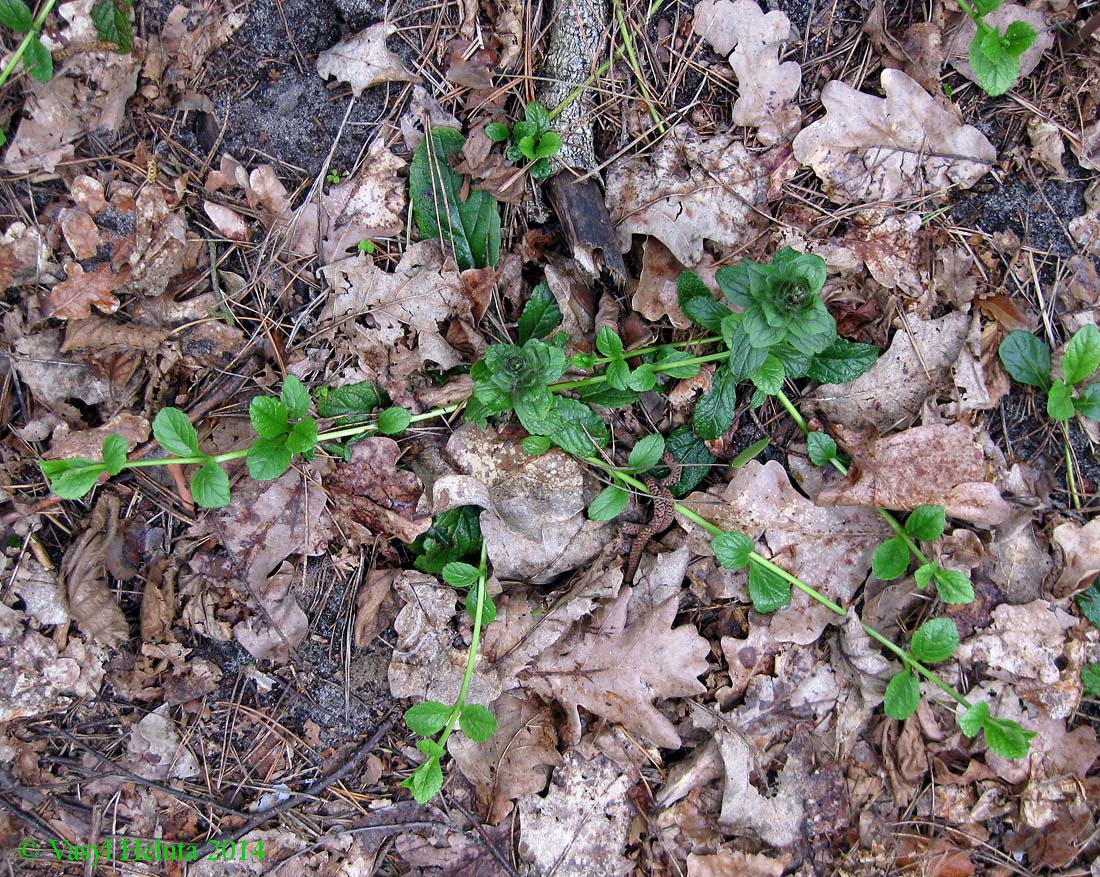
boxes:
[232,562,310,663]
[431,425,613,583]
[1051,518,1100,598]
[11,327,111,424]
[813,311,969,431]
[61,495,130,647]
[325,438,431,544]
[692,0,801,145]
[631,238,696,329]
[819,422,1013,525]
[687,851,792,877]
[388,571,468,704]
[518,751,634,877]
[2,0,140,174]
[945,5,1053,90]
[606,124,769,266]
[677,461,890,644]
[315,23,420,96]
[203,202,251,241]
[127,705,200,781]
[520,588,709,748]
[448,690,562,824]
[792,70,996,204]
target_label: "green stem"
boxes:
[552,350,729,392]
[612,0,664,132]
[1062,425,1081,510]
[437,541,490,749]
[0,0,57,93]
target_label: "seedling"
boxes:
[958,0,1038,97]
[356,239,375,254]
[485,101,563,180]
[870,504,976,604]
[325,169,343,185]
[0,0,134,145]
[999,325,1100,506]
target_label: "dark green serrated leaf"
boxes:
[909,617,959,663]
[872,537,910,580]
[884,670,920,719]
[524,101,550,131]
[665,426,715,496]
[750,355,784,397]
[605,359,631,391]
[412,506,482,573]
[522,435,552,455]
[712,531,754,570]
[932,567,975,605]
[653,349,700,379]
[678,271,730,332]
[154,408,201,456]
[191,459,231,508]
[281,375,311,419]
[904,505,946,541]
[693,365,738,440]
[518,282,563,343]
[442,560,481,588]
[410,127,500,270]
[747,562,790,613]
[998,330,1051,389]
[459,703,497,742]
[0,0,33,33]
[578,385,639,407]
[807,337,879,384]
[1082,663,1100,697]
[101,434,127,475]
[246,437,293,481]
[315,381,379,417]
[91,0,133,53]
[484,121,510,142]
[542,396,609,457]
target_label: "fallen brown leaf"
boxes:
[61,495,130,647]
[47,262,128,320]
[315,23,420,96]
[1051,518,1100,597]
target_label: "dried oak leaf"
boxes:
[813,311,969,431]
[430,424,613,584]
[126,186,194,297]
[126,705,199,781]
[0,603,105,722]
[606,124,769,266]
[46,262,129,320]
[448,690,562,824]
[945,5,1053,90]
[47,414,149,462]
[687,851,792,877]
[520,587,709,748]
[315,23,420,96]
[1051,518,1100,598]
[792,69,996,204]
[317,137,406,262]
[818,422,1013,525]
[518,751,634,877]
[325,438,431,544]
[631,238,708,329]
[11,559,68,626]
[11,326,111,423]
[692,0,801,145]
[677,461,890,644]
[387,571,469,704]
[3,0,139,174]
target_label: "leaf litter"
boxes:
[1,0,1099,874]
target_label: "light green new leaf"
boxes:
[153,408,201,456]
[191,460,231,508]
[904,505,946,541]
[884,670,920,719]
[377,406,412,435]
[1063,324,1100,386]
[250,396,289,439]
[712,531,754,570]
[41,459,106,499]
[806,431,837,467]
[402,757,443,803]
[404,700,452,736]
[1047,379,1074,421]
[932,567,975,605]
[982,717,1035,759]
[101,434,128,475]
[909,617,959,664]
[280,375,311,419]
[628,434,665,471]
[246,437,292,481]
[459,703,497,742]
[871,537,910,580]
[442,561,481,588]
[747,562,790,613]
[285,417,318,454]
[589,484,629,521]
[0,0,33,33]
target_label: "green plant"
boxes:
[411,127,501,270]
[958,0,1038,96]
[999,324,1100,507]
[0,0,134,144]
[870,504,975,605]
[485,101,563,180]
[1083,663,1100,698]
[401,547,498,803]
[356,239,375,254]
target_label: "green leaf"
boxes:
[417,738,446,758]
[402,757,443,803]
[969,27,1019,97]
[534,131,562,159]
[525,101,551,131]
[465,582,497,626]
[628,434,665,470]
[377,406,412,435]
[652,349,700,379]
[280,376,311,419]
[959,701,990,737]
[973,0,1004,15]
[724,321,769,383]
[528,157,553,179]
[909,617,959,663]
[1076,580,1100,627]
[914,561,937,588]
[1063,324,1100,386]
[485,121,510,142]
[442,561,481,588]
[459,703,497,742]
[596,326,624,358]
[872,537,910,580]
[806,431,837,467]
[91,0,133,53]
[627,364,657,392]
[542,396,609,457]
[315,381,379,417]
[747,562,790,613]
[605,359,630,391]
[677,271,731,332]
[904,505,946,541]
[693,365,738,440]
[522,435,552,455]
[250,396,289,439]
[807,337,879,384]
[932,567,975,605]
[665,426,715,496]
[101,434,128,476]
[1047,380,1074,421]
[589,484,629,521]
[1074,383,1100,420]
[153,408,201,456]
[511,121,537,142]
[1001,20,1036,56]
[712,531,754,570]
[731,437,769,468]
[0,0,33,33]
[998,331,1051,389]
[285,417,317,454]
[982,716,1035,759]
[41,459,106,499]
[411,506,482,574]
[750,355,784,397]
[884,670,920,720]
[246,437,292,481]
[191,459,231,508]
[410,127,500,270]
[518,282,563,343]
[1082,663,1100,697]
[578,385,639,407]
[23,34,52,82]
[517,134,536,160]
